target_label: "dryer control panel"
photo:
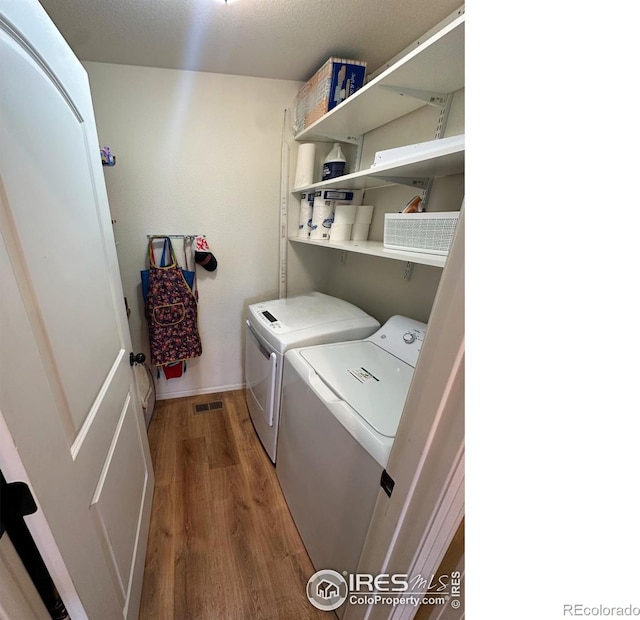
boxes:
[258,309,285,332]
[366,315,428,368]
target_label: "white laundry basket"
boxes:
[384,211,460,255]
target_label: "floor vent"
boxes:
[194,401,224,414]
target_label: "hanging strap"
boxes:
[148,236,177,268]
[184,237,199,301]
[160,238,170,267]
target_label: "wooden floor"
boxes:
[138,390,331,620]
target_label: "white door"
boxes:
[0,2,154,618]
[0,536,50,620]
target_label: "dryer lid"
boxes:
[300,341,415,438]
[247,292,379,353]
[249,292,370,333]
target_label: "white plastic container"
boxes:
[322,143,346,180]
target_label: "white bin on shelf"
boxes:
[383,211,459,255]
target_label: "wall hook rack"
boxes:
[146,235,203,240]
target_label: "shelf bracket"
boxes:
[373,175,430,188]
[317,132,360,145]
[379,86,449,108]
[340,250,348,265]
[403,262,414,281]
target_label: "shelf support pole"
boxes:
[279,108,290,298]
[434,93,454,139]
[422,91,455,209]
[403,262,414,281]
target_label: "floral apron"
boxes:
[145,237,202,366]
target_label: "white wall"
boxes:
[84,62,301,398]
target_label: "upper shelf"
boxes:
[294,12,465,143]
[292,134,464,193]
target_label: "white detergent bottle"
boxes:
[322,143,346,180]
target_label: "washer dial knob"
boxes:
[403,331,416,344]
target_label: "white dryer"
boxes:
[276,315,427,577]
[244,292,379,463]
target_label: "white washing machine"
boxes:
[276,315,427,577]
[244,292,379,463]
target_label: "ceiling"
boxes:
[39,0,463,83]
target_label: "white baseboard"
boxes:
[156,383,245,401]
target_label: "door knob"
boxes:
[130,352,146,366]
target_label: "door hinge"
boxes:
[380,469,395,498]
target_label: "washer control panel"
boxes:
[367,315,427,368]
